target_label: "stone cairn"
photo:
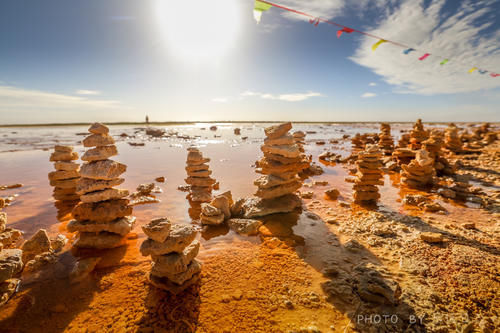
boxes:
[293,131,306,153]
[378,123,394,155]
[199,191,233,226]
[401,150,436,189]
[49,146,80,202]
[68,123,135,249]
[352,144,384,203]
[0,201,23,306]
[408,119,429,150]
[422,130,455,176]
[397,133,411,148]
[351,133,365,150]
[185,148,216,203]
[140,218,201,294]
[444,124,463,153]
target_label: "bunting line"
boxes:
[253,0,499,78]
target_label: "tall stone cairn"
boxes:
[68,123,135,249]
[397,133,411,148]
[254,122,309,201]
[140,218,201,294]
[185,148,216,203]
[409,119,429,150]
[352,145,384,203]
[444,124,463,152]
[401,150,436,189]
[49,146,80,202]
[378,123,394,155]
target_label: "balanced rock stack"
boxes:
[352,144,384,203]
[199,191,233,226]
[378,123,394,155]
[140,218,201,294]
[409,119,429,149]
[401,150,436,189]
[351,133,365,150]
[185,148,216,203]
[293,131,306,153]
[422,130,455,176]
[49,146,80,202]
[397,133,411,148]
[444,125,463,153]
[68,123,135,249]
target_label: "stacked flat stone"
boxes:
[444,125,463,152]
[378,123,394,155]
[68,123,134,249]
[185,148,216,203]
[397,133,411,148]
[255,122,308,200]
[293,131,306,152]
[0,205,22,307]
[392,148,416,166]
[409,119,429,149]
[401,150,436,189]
[422,130,454,176]
[140,218,201,294]
[199,191,233,226]
[351,133,365,150]
[49,146,80,202]
[352,145,384,203]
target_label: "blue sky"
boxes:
[0,0,499,124]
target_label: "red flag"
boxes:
[337,27,354,38]
[419,53,430,61]
[309,17,320,26]
[491,73,500,77]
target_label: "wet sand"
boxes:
[0,122,498,332]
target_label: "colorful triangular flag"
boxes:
[419,53,430,61]
[372,39,387,51]
[253,0,272,24]
[440,59,449,65]
[337,27,354,38]
[403,48,415,55]
[468,67,478,73]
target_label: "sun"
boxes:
[154,0,241,64]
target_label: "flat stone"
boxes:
[49,178,80,189]
[0,212,7,233]
[190,191,212,203]
[242,194,302,218]
[187,169,212,178]
[185,177,215,187]
[88,123,109,135]
[148,272,200,295]
[73,232,126,249]
[50,235,67,252]
[420,232,444,243]
[227,219,262,236]
[140,224,197,256]
[258,158,309,175]
[72,199,132,223]
[54,145,73,153]
[200,213,225,225]
[76,177,124,195]
[200,203,221,217]
[0,278,20,307]
[48,170,80,181]
[210,195,230,219]
[142,217,171,243]
[0,249,23,282]
[325,188,340,200]
[67,216,135,236]
[151,240,200,275]
[81,145,118,162]
[80,160,127,180]
[265,122,292,139]
[0,228,23,249]
[263,134,295,146]
[54,161,80,171]
[129,195,161,206]
[80,188,129,203]
[70,257,101,283]
[185,164,209,172]
[50,151,78,162]
[53,192,80,201]
[22,229,51,262]
[151,259,202,285]
[261,144,301,158]
[82,133,115,147]
[264,153,304,165]
[254,175,298,189]
[255,180,302,199]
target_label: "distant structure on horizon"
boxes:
[145,115,149,124]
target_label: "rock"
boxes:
[200,213,225,225]
[210,195,231,219]
[0,278,20,306]
[140,224,197,256]
[400,150,436,188]
[264,122,292,139]
[151,259,202,285]
[88,122,109,135]
[82,133,115,147]
[151,241,200,275]
[227,219,262,236]
[354,264,401,305]
[145,128,166,137]
[70,257,101,283]
[81,145,118,162]
[50,235,67,252]
[0,212,6,232]
[80,188,129,203]
[136,183,155,195]
[0,228,23,249]
[201,203,221,217]
[325,188,340,200]
[141,217,171,243]
[50,151,78,162]
[80,160,127,180]
[261,144,301,158]
[53,161,80,171]
[420,232,444,243]
[76,177,124,195]
[48,170,80,181]
[68,216,135,236]
[352,145,384,203]
[402,194,428,206]
[155,176,166,183]
[300,191,313,199]
[72,199,132,223]
[255,180,302,199]
[438,188,456,199]
[74,232,126,249]
[148,272,200,295]
[22,229,51,262]
[462,223,475,229]
[242,194,302,218]
[0,249,23,282]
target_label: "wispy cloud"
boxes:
[369,82,377,86]
[211,97,228,103]
[76,89,101,95]
[350,0,500,95]
[278,0,345,21]
[241,91,322,102]
[361,92,377,98]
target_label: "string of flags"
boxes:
[253,0,499,78]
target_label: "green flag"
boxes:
[440,59,449,65]
[254,0,272,24]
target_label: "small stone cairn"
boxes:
[401,150,436,189]
[397,133,411,148]
[49,146,80,202]
[352,144,384,203]
[68,123,135,249]
[444,124,463,153]
[185,148,216,203]
[409,119,429,150]
[140,218,201,294]
[378,123,394,155]
[199,191,233,226]
[422,130,455,176]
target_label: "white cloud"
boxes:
[278,0,345,21]
[369,82,377,86]
[361,92,377,98]
[240,91,322,102]
[211,97,228,103]
[76,89,101,95]
[350,0,500,95]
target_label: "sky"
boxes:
[0,0,499,124]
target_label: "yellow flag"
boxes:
[254,0,272,24]
[468,67,478,73]
[372,39,387,51]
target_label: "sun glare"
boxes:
[154,0,241,64]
